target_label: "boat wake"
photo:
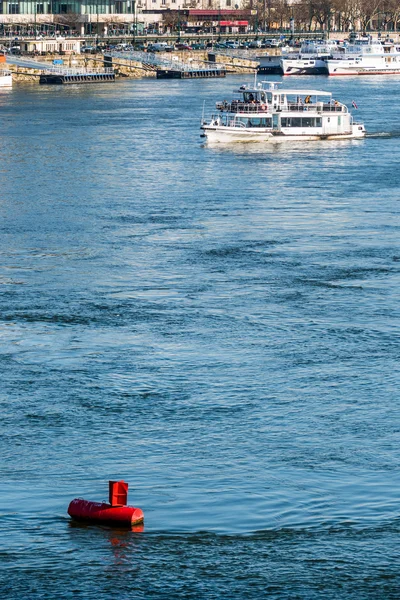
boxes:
[366,131,400,138]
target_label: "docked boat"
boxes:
[0,69,12,87]
[326,35,400,76]
[257,54,283,75]
[0,52,12,87]
[281,41,337,75]
[200,80,365,143]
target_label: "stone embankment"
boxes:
[8,48,277,83]
[208,49,279,73]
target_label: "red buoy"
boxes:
[68,480,144,527]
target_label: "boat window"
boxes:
[245,117,272,128]
[281,117,320,127]
[244,92,256,103]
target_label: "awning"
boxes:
[220,21,249,26]
[188,9,251,17]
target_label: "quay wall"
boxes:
[7,48,281,83]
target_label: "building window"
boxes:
[226,0,231,5]
[36,3,44,13]
[115,1,123,11]
[8,3,20,13]
[162,0,166,4]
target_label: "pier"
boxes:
[6,55,115,84]
[39,67,115,84]
[108,50,225,79]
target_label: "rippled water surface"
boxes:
[0,74,399,598]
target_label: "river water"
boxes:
[0,74,399,598]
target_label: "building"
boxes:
[0,0,249,36]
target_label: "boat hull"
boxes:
[257,65,283,75]
[0,72,12,87]
[327,58,400,76]
[282,58,329,76]
[329,66,400,76]
[202,124,365,143]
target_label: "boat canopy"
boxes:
[269,89,332,97]
[236,83,332,98]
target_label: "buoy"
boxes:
[68,480,144,527]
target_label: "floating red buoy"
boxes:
[68,480,144,527]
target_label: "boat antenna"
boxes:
[201,100,205,124]
[254,69,257,88]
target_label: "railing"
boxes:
[109,50,224,73]
[217,101,347,113]
[217,102,269,113]
[43,66,114,75]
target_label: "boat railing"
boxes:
[217,101,347,114]
[286,102,347,112]
[217,102,270,113]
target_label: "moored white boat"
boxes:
[327,35,400,76]
[281,41,337,76]
[201,80,366,143]
[0,69,12,87]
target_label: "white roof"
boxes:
[239,86,332,97]
[279,90,332,97]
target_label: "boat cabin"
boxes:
[217,82,344,115]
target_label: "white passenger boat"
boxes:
[0,69,12,87]
[281,41,337,76]
[327,35,400,76]
[200,81,365,143]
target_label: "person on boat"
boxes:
[305,95,311,104]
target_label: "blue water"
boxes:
[0,74,399,598]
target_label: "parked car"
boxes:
[82,46,96,54]
[191,42,206,50]
[148,42,173,52]
[248,40,262,48]
[175,43,192,51]
[262,38,280,48]
[225,41,239,49]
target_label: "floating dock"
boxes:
[39,67,115,85]
[156,68,226,79]
[108,50,226,80]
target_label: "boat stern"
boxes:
[352,122,366,138]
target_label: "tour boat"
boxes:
[280,41,337,75]
[326,35,400,75]
[0,69,12,87]
[200,80,365,143]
